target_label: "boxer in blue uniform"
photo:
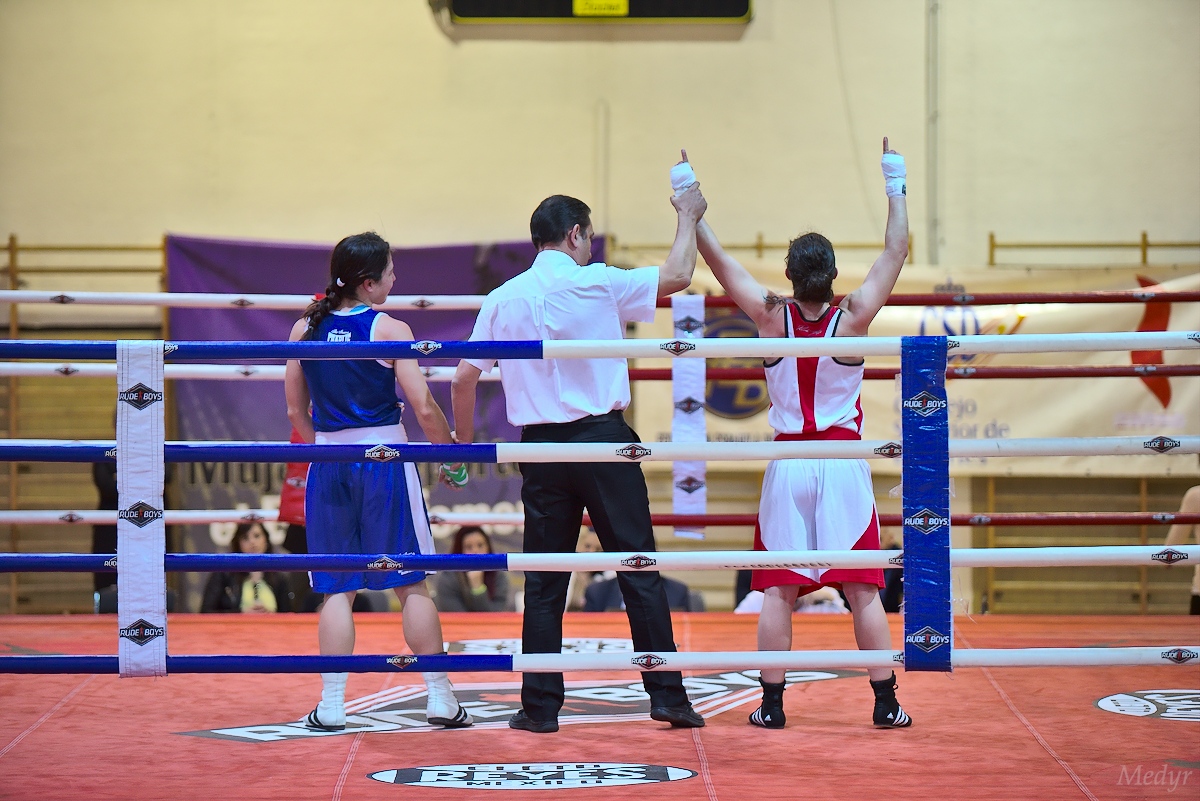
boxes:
[285,231,472,731]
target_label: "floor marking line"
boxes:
[0,675,94,760]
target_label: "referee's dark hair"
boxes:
[530,195,592,250]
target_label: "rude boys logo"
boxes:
[118,383,163,410]
[905,626,951,653]
[119,619,165,646]
[903,508,950,535]
[902,391,947,417]
[119,501,163,528]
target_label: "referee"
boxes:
[452,169,708,733]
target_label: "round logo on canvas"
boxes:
[1096,690,1200,722]
[368,763,697,790]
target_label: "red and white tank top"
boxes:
[764,304,864,438]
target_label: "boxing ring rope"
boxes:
[1,287,1197,309]
[2,544,1198,573]
[1,362,1195,381]
[1,331,1197,677]
[0,330,1195,361]
[1,510,1194,528]
[0,434,1195,464]
[2,646,1194,675]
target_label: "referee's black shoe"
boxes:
[650,703,705,728]
[508,710,559,733]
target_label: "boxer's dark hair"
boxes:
[303,232,391,339]
[785,232,837,304]
[530,195,592,250]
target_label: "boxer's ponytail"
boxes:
[784,233,837,304]
[303,232,391,340]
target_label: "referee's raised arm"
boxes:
[657,180,707,297]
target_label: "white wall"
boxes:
[0,0,1196,266]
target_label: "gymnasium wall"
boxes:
[0,0,1197,266]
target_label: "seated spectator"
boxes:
[584,575,704,612]
[566,527,604,612]
[879,528,904,613]
[201,522,293,613]
[733,569,753,610]
[1164,485,1200,614]
[734,587,848,614]
[434,526,515,612]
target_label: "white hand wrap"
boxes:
[670,161,697,196]
[881,153,906,197]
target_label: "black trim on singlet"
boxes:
[794,304,834,325]
[829,308,865,367]
[763,302,806,369]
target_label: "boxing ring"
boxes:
[1,289,1199,800]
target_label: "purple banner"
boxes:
[165,233,604,586]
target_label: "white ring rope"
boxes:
[0,290,488,311]
[0,332,1195,360]
[509,647,1198,671]
[6,436,1195,461]
[507,546,1200,571]
[0,363,492,382]
[538,331,1198,358]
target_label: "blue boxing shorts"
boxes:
[305,424,435,594]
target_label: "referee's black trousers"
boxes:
[518,411,689,720]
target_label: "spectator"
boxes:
[1164,485,1200,614]
[566,528,604,612]
[735,587,848,614]
[435,526,515,612]
[201,522,293,613]
[584,574,703,612]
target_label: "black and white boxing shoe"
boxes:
[870,672,913,728]
[304,705,346,732]
[428,703,474,729]
[748,678,787,729]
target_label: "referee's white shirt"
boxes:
[464,249,659,426]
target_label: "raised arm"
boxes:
[838,137,909,336]
[284,318,315,444]
[674,152,783,335]
[656,152,707,296]
[697,219,786,336]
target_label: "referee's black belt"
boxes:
[522,409,624,434]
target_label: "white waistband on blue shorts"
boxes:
[314,423,408,445]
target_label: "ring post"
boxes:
[901,336,953,671]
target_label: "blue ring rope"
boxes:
[0,443,500,463]
[0,553,510,573]
[0,340,543,361]
[0,654,514,674]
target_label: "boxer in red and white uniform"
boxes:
[680,138,912,729]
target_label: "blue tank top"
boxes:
[301,306,403,432]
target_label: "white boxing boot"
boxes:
[305,672,347,731]
[425,671,472,728]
